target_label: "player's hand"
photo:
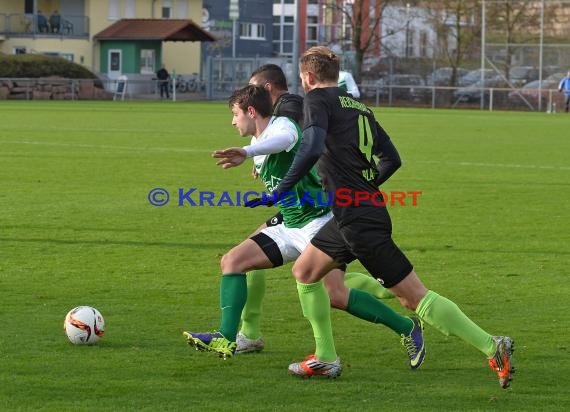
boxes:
[244,195,276,208]
[212,147,247,169]
[251,165,259,179]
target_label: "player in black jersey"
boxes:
[250,64,304,125]
[234,64,398,357]
[272,46,514,387]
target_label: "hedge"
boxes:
[0,54,99,79]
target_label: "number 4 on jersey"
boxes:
[358,113,376,182]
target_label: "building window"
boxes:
[176,1,188,18]
[162,0,172,18]
[306,15,318,48]
[25,0,33,14]
[273,11,294,56]
[43,52,73,62]
[125,0,136,18]
[240,22,266,40]
[108,0,119,20]
[140,50,155,74]
[60,53,74,62]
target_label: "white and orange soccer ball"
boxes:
[64,306,105,345]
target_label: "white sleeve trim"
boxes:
[243,131,296,157]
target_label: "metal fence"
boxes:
[2,75,565,113]
[360,83,563,112]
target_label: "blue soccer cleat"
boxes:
[400,316,426,370]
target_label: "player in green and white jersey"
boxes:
[183,85,424,369]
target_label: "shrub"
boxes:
[0,54,99,80]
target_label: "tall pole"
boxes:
[538,0,544,111]
[291,0,301,95]
[405,3,410,58]
[229,0,239,58]
[480,0,486,110]
[232,20,237,58]
[405,20,410,58]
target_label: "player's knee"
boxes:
[220,251,243,273]
[291,268,309,283]
[219,252,231,273]
[291,262,315,283]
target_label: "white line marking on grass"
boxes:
[415,160,570,171]
[0,140,212,153]
[3,141,569,170]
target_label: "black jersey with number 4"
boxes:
[303,87,400,224]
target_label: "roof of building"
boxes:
[94,19,216,41]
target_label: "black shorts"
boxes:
[310,208,413,288]
[265,212,283,227]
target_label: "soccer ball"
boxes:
[64,306,105,345]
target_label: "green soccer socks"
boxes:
[346,288,413,335]
[297,280,337,362]
[416,290,495,357]
[219,273,247,342]
[240,269,266,340]
[344,272,395,299]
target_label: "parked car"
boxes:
[546,72,565,82]
[426,67,469,86]
[509,66,539,87]
[453,76,511,103]
[507,78,561,107]
[458,69,500,87]
[543,66,562,78]
[378,74,429,102]
[361,78,381,98]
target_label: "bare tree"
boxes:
[323,0,409,83]
[485,0,560,79]
[422,0,481,86]
[324,0,481,84]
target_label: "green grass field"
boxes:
[1,101,569,411]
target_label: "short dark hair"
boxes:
[250,64,288,91]
[228,85,273,118]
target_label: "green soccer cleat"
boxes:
[183,331,236,360]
